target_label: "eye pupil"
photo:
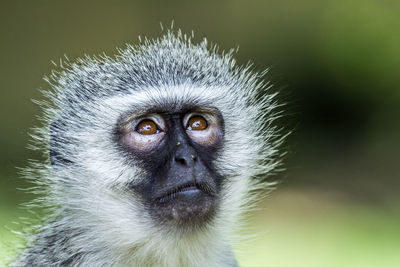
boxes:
[187,116,207,131]
[137,120,158,135]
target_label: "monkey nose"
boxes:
[174,146,197,167]
[174,153,197,166]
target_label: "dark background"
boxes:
[1,1,399,266]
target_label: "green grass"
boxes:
[0,206,25,265]
[1,189,399,266]
[236,190,400,267]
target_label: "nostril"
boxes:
[175,156,188,165]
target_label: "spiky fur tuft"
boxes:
[12,30,285,266]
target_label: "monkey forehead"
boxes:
[94,84,242,118]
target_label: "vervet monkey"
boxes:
[13,30,285,267]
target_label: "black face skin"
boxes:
[119,108,225,228]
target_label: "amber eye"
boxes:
[136,120,159,135]
[187,116,207,131]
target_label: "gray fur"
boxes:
[12,30,284,267]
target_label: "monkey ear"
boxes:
[50,120,72,166]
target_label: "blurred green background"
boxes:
[1,0,399,266]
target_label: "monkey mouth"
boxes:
[150,181,217,225]
[154,182,214,204]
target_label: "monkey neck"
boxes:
[15,210,239,267]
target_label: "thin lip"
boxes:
[154,182,211,204]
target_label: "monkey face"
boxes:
[45,33,281,245]
[118,107,225,228]
[48,82,261,238]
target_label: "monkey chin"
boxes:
[150,187,218,229]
